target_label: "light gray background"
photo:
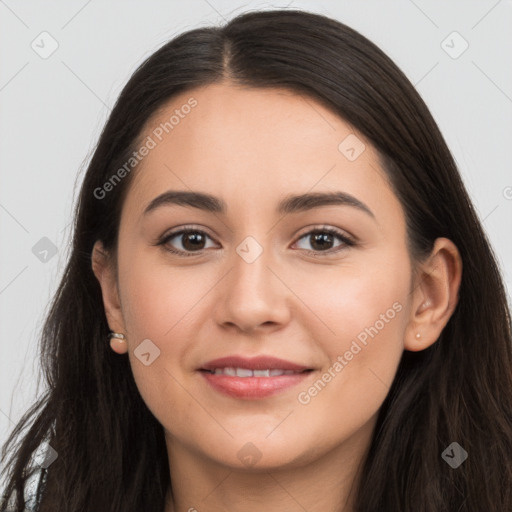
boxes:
[1,0,511,474]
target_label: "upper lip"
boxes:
[200,355,311,372]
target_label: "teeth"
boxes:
[253,369,270,377]
[270,369,295,376]
[210,367,299,377]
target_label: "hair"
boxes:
[2,8,512,511]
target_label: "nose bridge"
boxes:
[231,233,276,302]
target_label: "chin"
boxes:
[199,435,323,472]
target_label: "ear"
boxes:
[91,240,127,354]
[404,237,462,352]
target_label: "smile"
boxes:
[198,355,314,399]
[204,367,303,377]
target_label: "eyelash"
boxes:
[155,224,356,258]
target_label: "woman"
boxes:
[1,8,511,512]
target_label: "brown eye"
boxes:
[294,227,355,255]
[180,232,207,251]
[158,228,217,256]
[308,232,335,251]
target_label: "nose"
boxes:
[213,244,292,335]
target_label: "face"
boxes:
[103,83,416,470]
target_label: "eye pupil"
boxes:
[182,232,205,250]
[310,232,333,251]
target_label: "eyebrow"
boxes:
[143,190,375,219]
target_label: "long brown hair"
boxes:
[2,9,511,511]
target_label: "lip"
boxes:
[199,355,314,400]
[200,355,311,372]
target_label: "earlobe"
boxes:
[108,332,128,354]
[404,237,462,352]
[91,240,127,348]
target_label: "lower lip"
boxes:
[200,371,312,399]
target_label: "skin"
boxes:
[92,82,462,511]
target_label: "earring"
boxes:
[109,332,126,342]
[415,333,421,339]
[109,332,127,354]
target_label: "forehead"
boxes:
[123,82,402,224]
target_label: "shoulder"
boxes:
[2,467,46,512]
[24,468,47,511]
[9,441,51,511]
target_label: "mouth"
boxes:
[198,355,315,399]
[201,367,310,377]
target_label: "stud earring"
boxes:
[109,332,127,354]
[108,332,126,342]
[415,333,421,339]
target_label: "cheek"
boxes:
[118,255,208,431]
[289,253,409,355]
[119,250,213,342]
[116,251,211,401]
[289,256,409,426]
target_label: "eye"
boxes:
[293,226,355,256]
[156,225,355,257]
[157,226,217,257]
